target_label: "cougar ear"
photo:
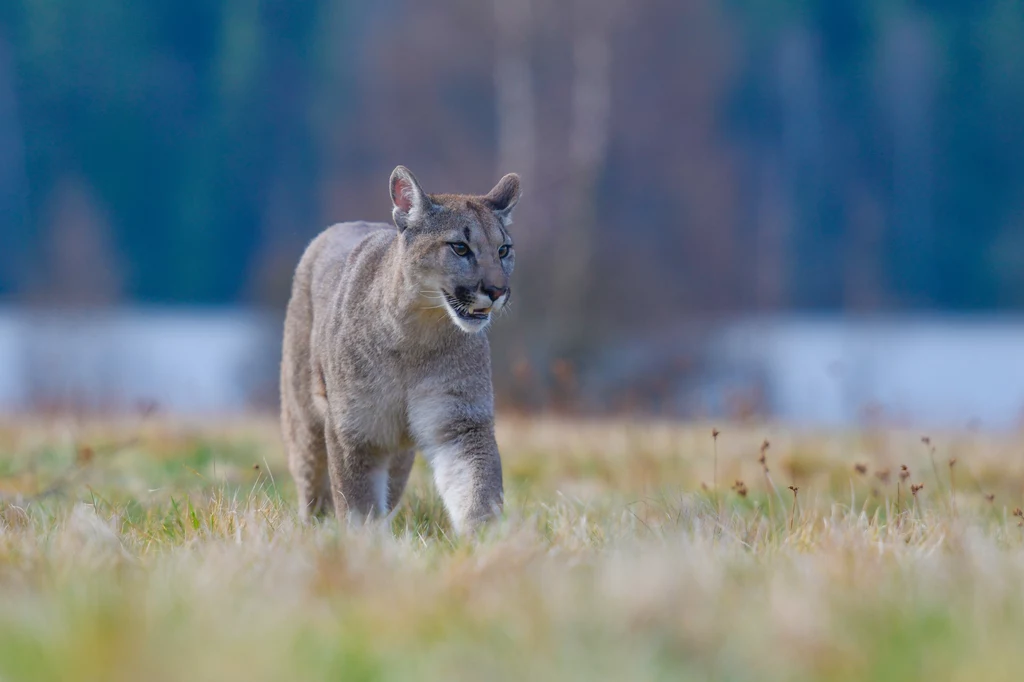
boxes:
[390,166,430,231]
[483,173,521,226]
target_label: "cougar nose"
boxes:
[482,285,508,302]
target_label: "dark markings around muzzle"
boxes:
[453,285,477,305]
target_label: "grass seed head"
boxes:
[76,445,95,465]
[758,440,770,471]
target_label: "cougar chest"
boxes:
[340,381,408,450]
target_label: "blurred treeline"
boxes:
[2,0,1024,334]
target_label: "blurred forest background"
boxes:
[1,0,1023,420]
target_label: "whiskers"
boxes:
[419,290,448,311]
[417,287,506,326]
[444,291,472,316]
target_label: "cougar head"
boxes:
[390,166,521,334]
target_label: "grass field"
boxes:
[1,415,1024,681]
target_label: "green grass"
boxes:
[1,416,1024,681]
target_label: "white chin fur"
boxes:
[443,301,491,334]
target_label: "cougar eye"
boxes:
[449,242,471,257]
[498,244,511,259]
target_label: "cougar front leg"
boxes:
[324,417,390,525]
[387,449,416,512]
[423,423,503,535]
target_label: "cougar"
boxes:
[280,166,521,535]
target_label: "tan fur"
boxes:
[280,166,521,534]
